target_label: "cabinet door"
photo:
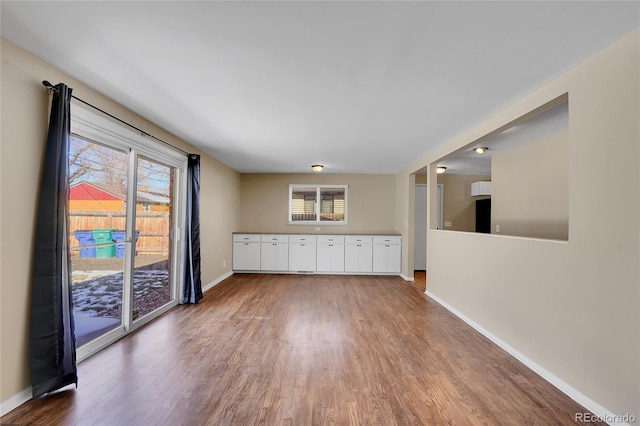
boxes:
[316,243,332,272]
[232,241,245,270]
[330,244,345,272]
[345,244,372,272]
[261,242,288,271]
[290,243,316,271]
[274,243,289,271]
[245,243,261,270]
[373,244,402,273]
[372,244,387,273]
[387,245,401,273]
[289,243,303,271]
[260,242,276,270]
[234,242,260,270]
[357,244,373,272]
[344,244,358,272]
[289,243,302,271]
[317,243,345,272]
[301,243,317,272]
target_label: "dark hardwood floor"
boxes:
[2,274,600,425]
[413,270,426,292]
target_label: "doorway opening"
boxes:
[413,182,442,291]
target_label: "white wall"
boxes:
[239,173,397,234]
[398,29,639,418]
[491,129,569,240]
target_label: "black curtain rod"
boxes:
[42,80,190,156]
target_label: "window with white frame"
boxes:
[289,184,348,224]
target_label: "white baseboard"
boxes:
[1,387,31,417]
[202,270,234,293]
[426,291,632,426]
[0,271,234,417]
[400,273,414,282]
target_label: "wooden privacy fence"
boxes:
[69,210,171,256]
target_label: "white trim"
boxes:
[400,273,414,281]
[425,291,631,426]
[122,148,138,331]
[288,221,348,226]
[170,160,188,303]
[0,387,31,417]
[71,102,185,164]
[70,102,188,360]
[76,299,178,362]
[288,184,349,225]
[231,270,402,277]
[202,270,234,293]
[436,184,444,230]
[76,324,125,362]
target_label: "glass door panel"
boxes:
[68,135,128,346]
[132,156,175,321]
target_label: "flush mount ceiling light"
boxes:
[474,147,489,154]
[436,166,447,174]
[311,164,324,172]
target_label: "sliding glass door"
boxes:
[69,103,186,360]
[132,156,174,322]
[69,136,127,347]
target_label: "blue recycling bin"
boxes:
[74,230,96,258]
[112,230,140,258]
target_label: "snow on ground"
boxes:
[72,270,169,317]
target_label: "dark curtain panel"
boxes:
[182,154,203,304]
[30,83,78,397]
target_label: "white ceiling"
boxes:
[2,1,638,174]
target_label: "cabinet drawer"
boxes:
[289,235,317,243]
[373,236,401,245]
[345,236,373,244]
[233,234,261,243]
[317,235,344,244]
[260,234,289,243]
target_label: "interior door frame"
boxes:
[414,184,428,270]
[436,184,443,230]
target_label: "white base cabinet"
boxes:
[344,236,373,273]
[372,236,401,273]
[288,235,317,272]
[232,234,261,271]
[233,233,400,275]
[260,235,289,271]
[316,235,345,272]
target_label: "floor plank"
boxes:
[413,270,426,292]
[2,274,602,425]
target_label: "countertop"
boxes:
[233,232,402,236]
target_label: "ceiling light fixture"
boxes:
[436,166,447,174]
[474,147,489,154]
[311,164,324,172]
